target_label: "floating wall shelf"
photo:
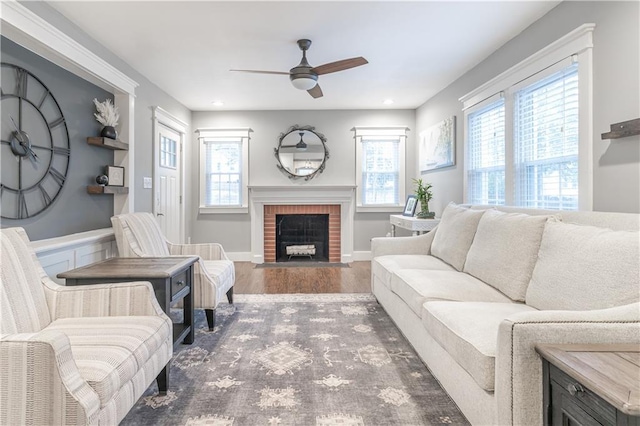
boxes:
[87,185,129,195]
[601,118,640,140]
[87,137,129,150]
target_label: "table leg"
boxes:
[391,224,396,237]
[412,231,419,236]
[184,265,195,344]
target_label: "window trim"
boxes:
[461,24,594,210]
[197,128,251,214]
[353,126,409,213]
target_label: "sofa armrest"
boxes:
[44,280,167,320]
[167,242,229,261]
[0,330,101,425]
[495,303,640,425]
[371,227,437,258]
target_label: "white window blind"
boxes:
[514,64,579,210]
[361,138,400,205]
[204,140,242,206]
[467,100,506,205]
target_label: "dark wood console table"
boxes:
[536,344,640,426]
[58,257,198,346]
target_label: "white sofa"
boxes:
[371,203,640,425]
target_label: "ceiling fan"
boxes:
[231,39,368,99]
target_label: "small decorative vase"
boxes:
[101,126,117,140]
[95,174,109,186]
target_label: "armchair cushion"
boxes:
[47,315,172,406]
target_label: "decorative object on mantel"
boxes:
[93,98,119,140]
[413,178,435,219]
[419,116,455,173]
[274,124,329,181]
[95,174,109,186]
[601,118,640,140]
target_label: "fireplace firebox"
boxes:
[275,214,329,262]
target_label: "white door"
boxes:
[155,124,181,243]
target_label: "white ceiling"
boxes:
[50,1,559,111]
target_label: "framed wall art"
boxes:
[419,116,456,173]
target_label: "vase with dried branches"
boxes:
[93,98,119,140]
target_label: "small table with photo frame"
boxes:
[390,215,440,236]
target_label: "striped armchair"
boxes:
[111,212,235,330]
[0,227,173,426]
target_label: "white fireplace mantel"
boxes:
[249,185,356,264]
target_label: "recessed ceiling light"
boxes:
[211,101,224,106]
[383,99,394,105]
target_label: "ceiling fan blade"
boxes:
[308,84,323,99]
[311,57,368,75]
[230,69,290,75]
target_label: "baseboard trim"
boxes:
[226,252,252,262]
[352,251,372,261]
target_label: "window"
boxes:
[461,24,593,210]
[467,99,506,205]
[514,64,579,209]
[354,127,408,212]
[160,135,177,169]
[197,128,251,214]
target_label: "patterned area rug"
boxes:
[121,294,469,426]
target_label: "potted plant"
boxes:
[93,98,119,140]
[413,178,435,219]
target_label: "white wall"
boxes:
[416,1,640,214]
[190,109,416,253]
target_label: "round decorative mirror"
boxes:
[274,125,329,181]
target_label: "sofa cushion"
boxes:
[372,255,455,289]
[390,270,513,317]
[47,315,171,406]
[422,301,537,391]
[464,209,554,301]
[526,221,640,311]
[431,203,486,271]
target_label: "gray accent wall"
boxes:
[190,109,416,252]
[1,36,114,240]
[416,1,640,214]
[18,1,192,218]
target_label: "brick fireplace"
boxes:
[249,186,355,264]
[264,204,341,263]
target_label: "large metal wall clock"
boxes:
[1,63,70,219]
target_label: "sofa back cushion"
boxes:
[464,209,554,301]
[431,203,486,270]
[1,228,52,333]
[111,212,170,257]
[526,221,640,310]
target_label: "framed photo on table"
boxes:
[403,195,418,217]
[106,166,125,187]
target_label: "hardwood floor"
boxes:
[233,261,371,294]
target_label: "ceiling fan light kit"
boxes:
[231,38,368,99]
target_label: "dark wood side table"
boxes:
[58,257,198,346]
[536,344,640,426]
